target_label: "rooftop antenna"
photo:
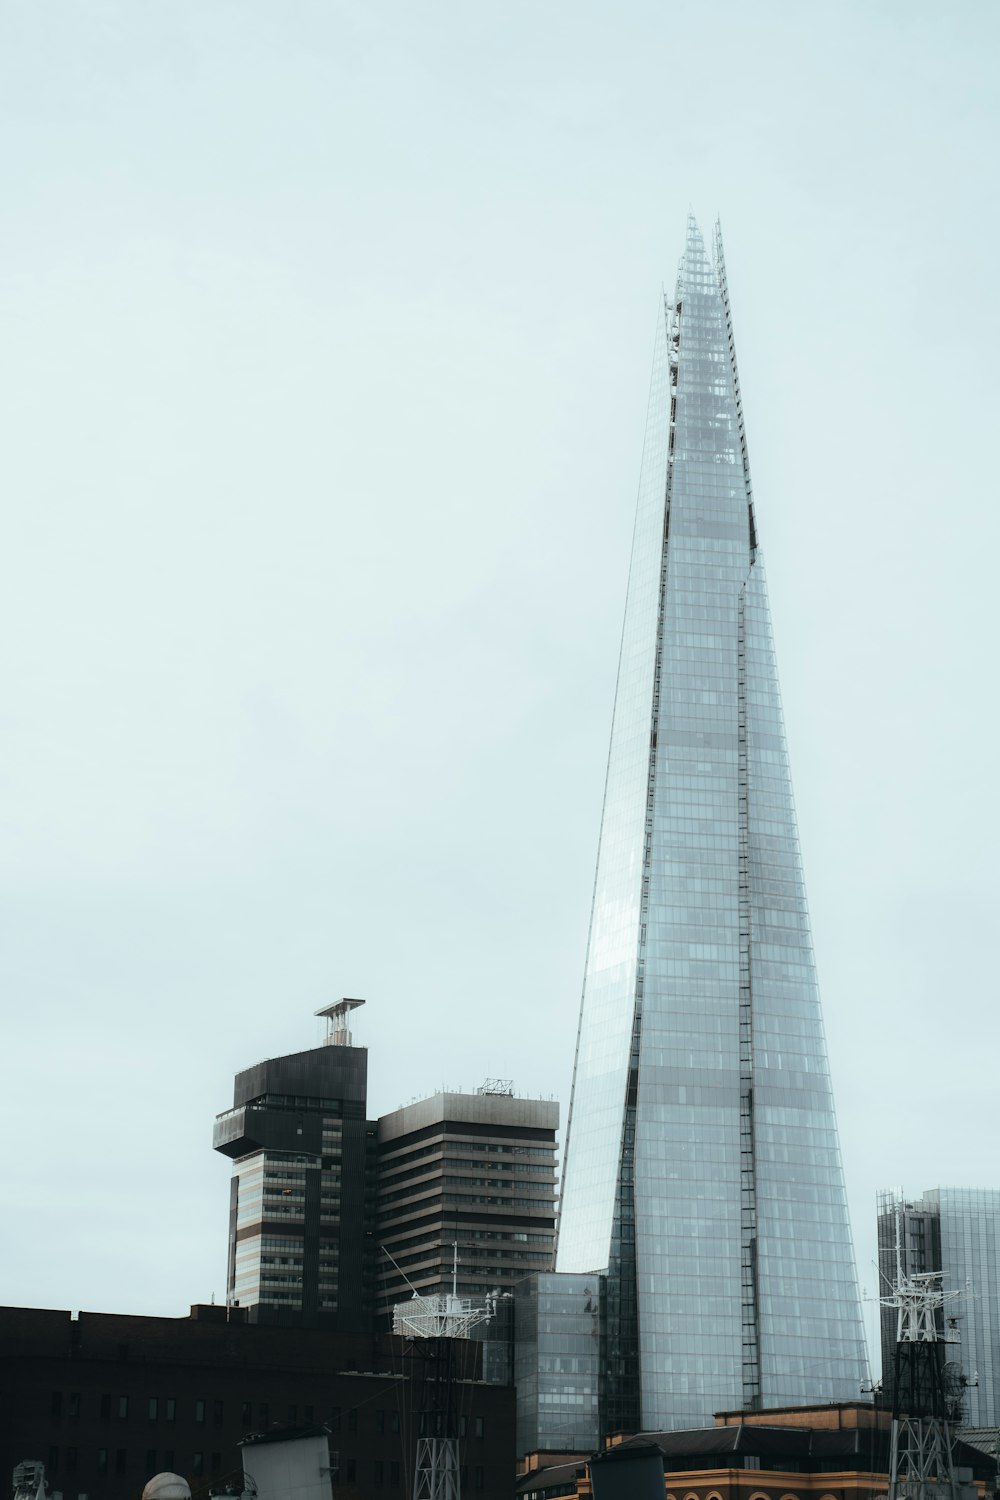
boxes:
[882,1203,969,1500]
[476,1078,513,1096]
[392,1245,498,1499]
[315,997,365,1048]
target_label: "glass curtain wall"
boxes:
[558,218,867,1429]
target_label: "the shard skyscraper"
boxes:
[556,219,867,1433]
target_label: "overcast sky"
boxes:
[1,1,998,1377]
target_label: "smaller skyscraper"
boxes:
[878,1188,1000,1426]
[376,1083,558,1313]
[213,999,376,1328]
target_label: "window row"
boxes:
[44,1448,222,1478]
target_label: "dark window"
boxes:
[145,1450,157,1478]
[51,1392,62,1418]
[259,1402,269,1427]
[474,1467,484,1491]
[390,1411,399,1435]
[193,1454,204,1477]
[68,1392,80,1420]
[100,1395,112,1420]
[148,1397,158,1421]
[287,1404,297,1427]
[213,1400,224,1427]
[195,1399,205,1423]
[164,1450,175,1470]
[376,1410,385,1435]
[458,1415,467,1437]
[347,1408,357,1433]
[118,1395,128,1420]
[304,1405,314,1424]
[47,1448,58,1475]
[242,1401,253,1427]
[390,1461,400,1486]
[97,1449,108,1474]
[116,1449,127,1475]
[374,1460,384,1487]
[212,1454,222,1473]
[66,1449,78,1474]
[460,1468,468,1488]
[329,1406,341,1432]
[474,1415,484,1439]
[165,1397,176,1422]
[346,1460,356,1483]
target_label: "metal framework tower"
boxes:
[392,1249,497,1500]
[882,1212,967,1500]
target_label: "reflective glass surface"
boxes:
[558,218,866,1428]
[933,1189,1000,1426]
[514,1272,603,1454]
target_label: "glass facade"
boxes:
[934,1189,1000,1427]
[557,218,867,1429]
[514,1273,603,1455]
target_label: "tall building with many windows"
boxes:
[556,218,867,1431]
[376,1084,558,1311]
[213,999,376,1328]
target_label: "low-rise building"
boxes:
[0,1302,514,1500]
[517,1403,996,1500]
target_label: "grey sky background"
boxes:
[1,1,997,1375]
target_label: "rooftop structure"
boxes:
[878,1188,1000,1426]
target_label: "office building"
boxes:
[556,217,867,1431]
[376,1083,558,1314]
[878,1187,1000,1425]
[212,999,376,1328]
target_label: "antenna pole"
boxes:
[392,1267,496,1500]
[881,1239,966,1500]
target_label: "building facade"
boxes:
[877,1188,1000,1426]
[0,1304,514,1500]
[556,217,867,1431]
[513,1273,602,1458]
[376,1085,558,1313]
[213,1000,376,1329]
[516,1403,995,1500]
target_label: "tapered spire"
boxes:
[557,220,867,1431]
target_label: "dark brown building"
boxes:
[212,1001,377,1330]
[0,1303,514,1500]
